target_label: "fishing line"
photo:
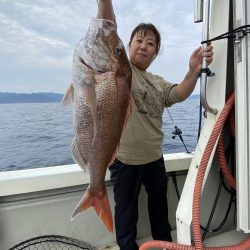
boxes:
[166,107,190,202]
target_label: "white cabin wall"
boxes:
[0,184,118,249]
[176,0,235,244]
[235,0,250,233]
[0,166,189,249]
[0,177,189,250]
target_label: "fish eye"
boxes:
[115,46,122,55]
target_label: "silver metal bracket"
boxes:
[200,0,218,115]
[234,32,243,63]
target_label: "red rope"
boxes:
[217,131,236,190]
[140,92,250,250]
[192,93,235,249]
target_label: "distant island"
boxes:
[0,92,199,104]
[189,94,199,99]
[0,92,64,104]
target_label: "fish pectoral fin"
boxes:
[71,186,113,233]
[71,138,88,171]
[108,143,120,166]
[83,83,97,143]
[61,84,74,107]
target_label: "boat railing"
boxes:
[0,152,193,197]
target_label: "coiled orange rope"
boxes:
[140,93,250,250]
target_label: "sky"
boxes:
[0,0,202,94]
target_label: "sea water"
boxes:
[0,96,200,171]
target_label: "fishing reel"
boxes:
[172,125,182,139]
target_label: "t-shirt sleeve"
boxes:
[164,83,183,106]
[154,75,183,107]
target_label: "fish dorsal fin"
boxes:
[61,84,74,107]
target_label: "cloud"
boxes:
[0,0,202,93]
[0,1,99,67]
[114,0,202,49]
[0,13,71,69]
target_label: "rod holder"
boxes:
[194,0,203,23]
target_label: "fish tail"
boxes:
[71,186,113,232]
[61,84,74,107]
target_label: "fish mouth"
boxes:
[79,56,105,73]
[79,57,92,70]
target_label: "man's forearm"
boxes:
[175,69,199,100]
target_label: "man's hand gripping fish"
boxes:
[62,18,132,232]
